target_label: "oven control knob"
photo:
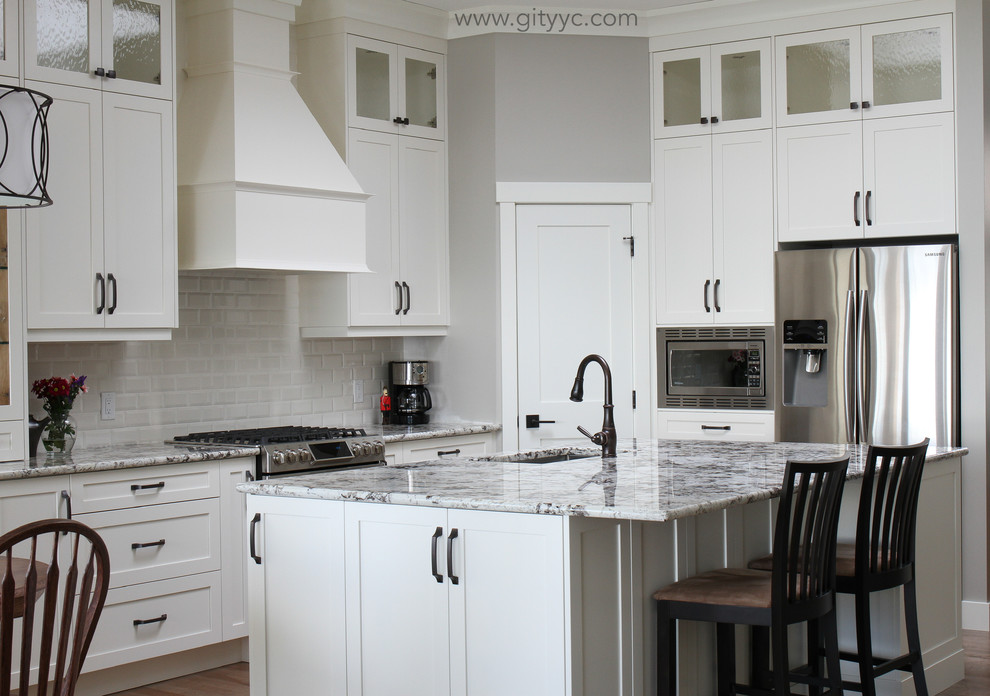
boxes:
[298,448,313,462]
[354,443,367,456]
[273,451,286,465]
[374,442,384,454]
[284,449,297,464]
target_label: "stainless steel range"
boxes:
[171,426,386,478]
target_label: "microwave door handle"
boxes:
[844,290,857,443]
[856,290,870,443]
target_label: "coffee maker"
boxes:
[388,361,433,425]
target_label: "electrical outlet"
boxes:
[353,379,364,403]
[100,392,115,421]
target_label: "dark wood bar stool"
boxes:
[0,518,110,696]
[654,456,849,696]
[749,439,930,695]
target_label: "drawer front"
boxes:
[402,434,493,464]
[657,410,774,442]
[83,572,223,673]
[70,462,220,513]
[76,498,221,588]
[0,420,25,463]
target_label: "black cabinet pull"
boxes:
[862,100,871,109]
[525,414,556,428]
[133,614,167,627]
[850,101,859,110]
[713,278,721,313]
[703,279,711,312]
[701,425,731,431]
[700,116,709,125]
[96,273,105,314]
[131,539,165,550]
[437,449,460,457]
[394,281,402,315]
[853,191,861,226]
[131,481,166,492]
[61,490,72,520]
[107,273,118,314]
[431,527,443,583]
[402,281,410,315]
[94,67,105,77]
[711,116,719,124]
[245,470,255,482]
[250,513,262,565]
[107,69,116,79]
[865,190,873,226]
[447,528,459,585]
[392,116,410,125]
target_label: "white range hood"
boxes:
[177,0,369,272]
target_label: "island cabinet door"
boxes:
[344,502,451,696]
[246,497,346,696]
[446,509,567,695]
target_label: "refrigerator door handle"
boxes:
[856,290,870,443]
[844,290,857,443]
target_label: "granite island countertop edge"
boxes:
[237,439,968,523]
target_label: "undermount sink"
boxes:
[482,449,601,465]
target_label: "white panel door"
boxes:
[516,205,634,450]
[712,129,774,324]
[247,497,346,696]
[219,460,252,641]
[102,91,175,328]
[776,122,864,242]
[25,81,104,329]
[398,137,448,326]
[652,45,711,139]
[654,136,713,325]
[0,477,66,533]
[345,502,450,696]
[775,26,862,127]
[347,128,400,326]
[447,509,566,695]
[863,112,955,238]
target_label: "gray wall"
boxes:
[493,34,651,183]
[423,34,650,425]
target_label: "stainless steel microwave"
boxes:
[658,327,773,409]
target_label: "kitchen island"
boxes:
[240,439,965,696]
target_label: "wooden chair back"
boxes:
[857,439,930,576]
[772,457,849,607]
[0,518,110,696]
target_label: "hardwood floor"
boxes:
[109,631,990,695]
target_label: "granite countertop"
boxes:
[0,442,260,480]
[378,422,500,443]
[237,439,968,522]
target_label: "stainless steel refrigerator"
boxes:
[775,244,957,448]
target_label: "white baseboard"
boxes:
[962,600,990,631]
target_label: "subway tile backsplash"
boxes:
[28,272,402,447]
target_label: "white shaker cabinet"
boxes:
[654,130,774,325]
[777,112,955,242]
[653,38,771,138]
[24,0,173,100]
[775,15,953,127]
[25,82,175,333]
[299,129,448,334]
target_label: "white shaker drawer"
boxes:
[657,410,774,442]
[70,462,220,513]
[76,498,221,588]
[83,571,223,673]
[400,433,494,464]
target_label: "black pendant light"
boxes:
[0,85,52,208]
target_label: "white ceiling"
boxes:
[404,0,712,11]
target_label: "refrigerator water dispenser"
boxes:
[782,320,828,407]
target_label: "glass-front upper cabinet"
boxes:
[348,35,445,140]
[776,15,952,126]
[0,0,19,78]
[24,0,172,100]
[653,38,771,138]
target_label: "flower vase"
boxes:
[41,413,76,459]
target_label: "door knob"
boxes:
[525,414,556,429]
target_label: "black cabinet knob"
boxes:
[700,117,709,125]
[711,116,719,124]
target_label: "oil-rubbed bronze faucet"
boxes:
[569,354,616,457]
